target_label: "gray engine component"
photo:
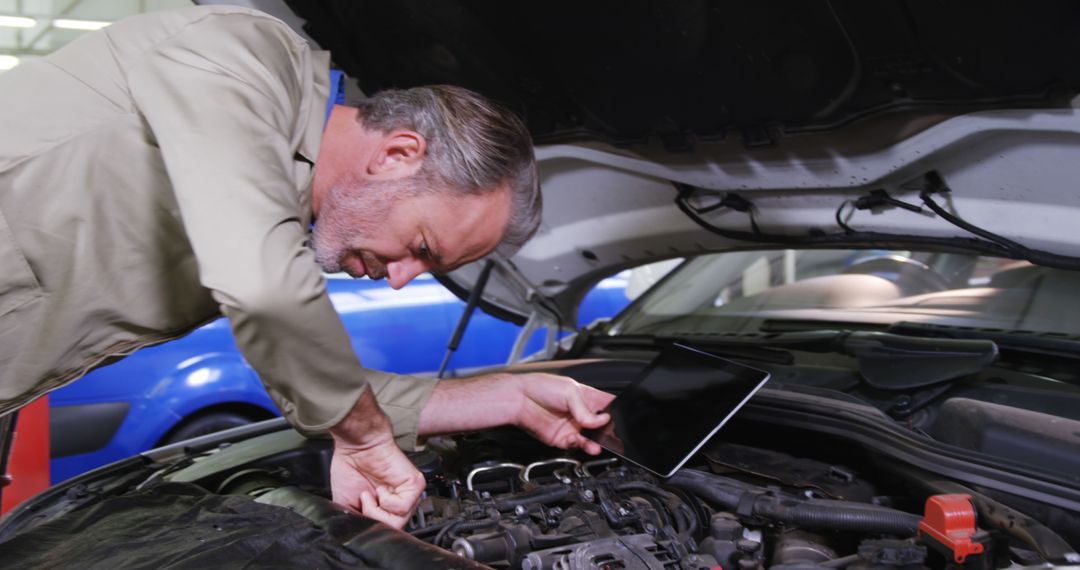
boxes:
[520,534,718,570]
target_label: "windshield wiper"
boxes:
[585,333,797,365]
[594,330,997,389]
[836,331,997,389]
[888,322,1080,360]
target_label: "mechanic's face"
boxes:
[312,174,511,289]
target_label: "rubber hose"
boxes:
[667,470,744,506]
[435,518,498,547]
[757,498,921,535]
[616,482,698,536]
[668,470,921,536]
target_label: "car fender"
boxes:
[137,353,277,441]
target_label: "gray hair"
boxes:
[355,85,541,257]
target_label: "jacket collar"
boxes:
[297,50,331,166]
[297,50,332,229]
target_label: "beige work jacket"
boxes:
[0,6,436,449]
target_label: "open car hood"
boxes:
[227,0,1080,325]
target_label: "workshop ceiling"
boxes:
[0,0,192,72]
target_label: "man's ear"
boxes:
[367,130,426,178]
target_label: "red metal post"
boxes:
[0,396,50,516]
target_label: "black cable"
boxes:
[835,200,855,234]
[920,190,1025,251]
[917,175,1080,270]
[616,482,691,535]
[410,519,454,537]
[434,518,498,547]
[855,189,924,214]
[675,183,1013,254]
[748,206,761,234]
[680,186,761,234]
[676,180,1080,271]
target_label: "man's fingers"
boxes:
[330,462,372,513]
[335,490,362,513]
[573,384,615,428]
[359,490,409,529]
[568,386,610,429]
[359,490,378,513]
[582,385,616,410]
[578,433,604,455]
[375,484,421,516]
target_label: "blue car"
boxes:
[47,273,630,484]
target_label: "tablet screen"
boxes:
[581,343,770,477]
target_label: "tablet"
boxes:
[581,343,770,477]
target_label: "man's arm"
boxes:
[419,373,615,455]
[125,9,436,442]
[125,10,371,433]
[125,10,433,527]
[322,372,611,527]
[328,387,426,528]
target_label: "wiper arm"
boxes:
[590,334,797,365]
[838,331,996,389]
[598,331,997,389]
[888,322,1080,360]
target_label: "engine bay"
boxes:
[136,415,1079,569]
[2,360,1079,569]
[2,417,1078,569]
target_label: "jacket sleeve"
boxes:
[124,10,436,449]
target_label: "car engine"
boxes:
[4,373,1075,570]
[390,430,982,570]
[3,407,1077,569]
[411,453,716,569]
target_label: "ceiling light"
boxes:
[0,15,36,28]
[0,55,19,70]
[53,18,110,31]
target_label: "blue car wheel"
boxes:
[160,411,258,445]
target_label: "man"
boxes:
[0,5,612,528]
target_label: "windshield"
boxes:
[611,249,1080,337]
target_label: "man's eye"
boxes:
[419,243,430,257]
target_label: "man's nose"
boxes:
[386,258,428,289]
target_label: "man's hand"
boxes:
[512,373,614,455]
[418,372,615,454]
[329,388,425,529]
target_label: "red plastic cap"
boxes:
[918,494,984,563]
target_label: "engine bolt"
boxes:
[645,522,657,534]
[515,505,527,516]
[582,490,595,502]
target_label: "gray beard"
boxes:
[311,177,403,273]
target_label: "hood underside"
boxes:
[264,0,1080,324]
[286,0,1080,146]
